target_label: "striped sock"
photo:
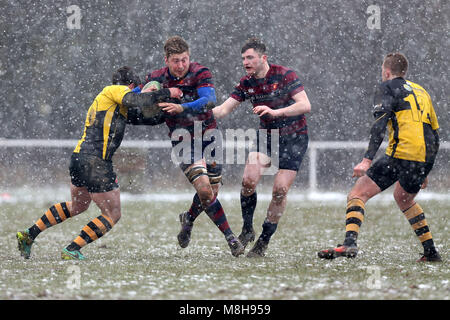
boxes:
[66,214,115,251]
[241,192,257,231]
[187,193,203,222]
[403,203,437,255]
[343,198,365,247]
[28,202,72,240]
[204,197,233,238]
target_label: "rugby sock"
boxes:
[259,219,278,243]
[66,214,115,251]
[204,197,233,238]
[28,202,72,240]
[343,198,365,247]
[241,192,257,230]
[403,203,437,255]
[187,193,203,222]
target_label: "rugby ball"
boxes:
[142,80,161,91]
[141,81,163,118]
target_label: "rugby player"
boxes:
[16,66,182,260]
[143,36,245,257]
[318,53,442,262]
[212,37,311,257]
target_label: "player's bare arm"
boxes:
[212,97,241,119]
[253,90,311,117]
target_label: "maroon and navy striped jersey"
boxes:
[145,62,217,137]
[231,64,307,136]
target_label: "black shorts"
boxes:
[366,155,434,194]
[172,135,223,177]
[69,153,119,193]
[257,132,309,171]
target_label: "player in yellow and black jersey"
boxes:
[318,53,442,262]
[16,66,182,260]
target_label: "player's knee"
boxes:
[241,178,257,196]
[70,201,90,216]
[393,188,415,210]
[107,209,121,224]
[197,184,214,207]
[272,186,288,205]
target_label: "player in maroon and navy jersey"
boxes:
[212,37,311,257]
[144,36,244,257]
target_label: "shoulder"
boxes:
[101,85,131,102]
[189,62,212,77]
[405,79,426,92]
[405,79,431,99]
[146,67,167,82]
[271,64,296,76]
[270,64,299,82]
[102,85,130,95]
[189,62,210,72]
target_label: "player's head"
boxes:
[382,52,408,81]
[112,66,141,88]
[241,37,268,78]
[164,36,190,79]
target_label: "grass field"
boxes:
[0,191,448,300]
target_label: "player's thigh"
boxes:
[278,133,309,172]
[242,152,269,188]
[393,182,418,211]
[69,184,91,216]
[366,155,399,192]
[397,160,433,195]
[348,175,382,203]
[69,153,119,194]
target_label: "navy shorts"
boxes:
[69,153,119,193]
[257,132,309,171]
[172,136,223,177]
[366,155,434,194]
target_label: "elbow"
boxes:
[212,107,222,119]
[304,102,311,114]
[207,94,217,104]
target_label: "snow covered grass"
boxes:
[0,197,448,300]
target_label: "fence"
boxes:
[1,139,448,192]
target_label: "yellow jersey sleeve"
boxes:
[101,85,131,106]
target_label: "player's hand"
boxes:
[159,102,184,114]
[253,105,280,117]
[168,87,183,99]
[421,177,428,189]
[352,158,372,178]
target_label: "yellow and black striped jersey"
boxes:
[74,85,131,161]
[367,77,439,163]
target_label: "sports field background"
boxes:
[1,188,448,300]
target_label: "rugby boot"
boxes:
[417,250,442,262]
[238,226,256,249]
[318,244,358,259]
[226,234,245,257]
[16,230,34,259]
[61,248,86,260]
[177,211,193,248]
[247,238,269,258]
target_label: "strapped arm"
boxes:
[181,87,216,112]
[124,89,171,126]
[122,88,171,109]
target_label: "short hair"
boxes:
[164,36,190,58]
[383,52,408,77]
[112,66,141,86]
[241,37,267,55]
